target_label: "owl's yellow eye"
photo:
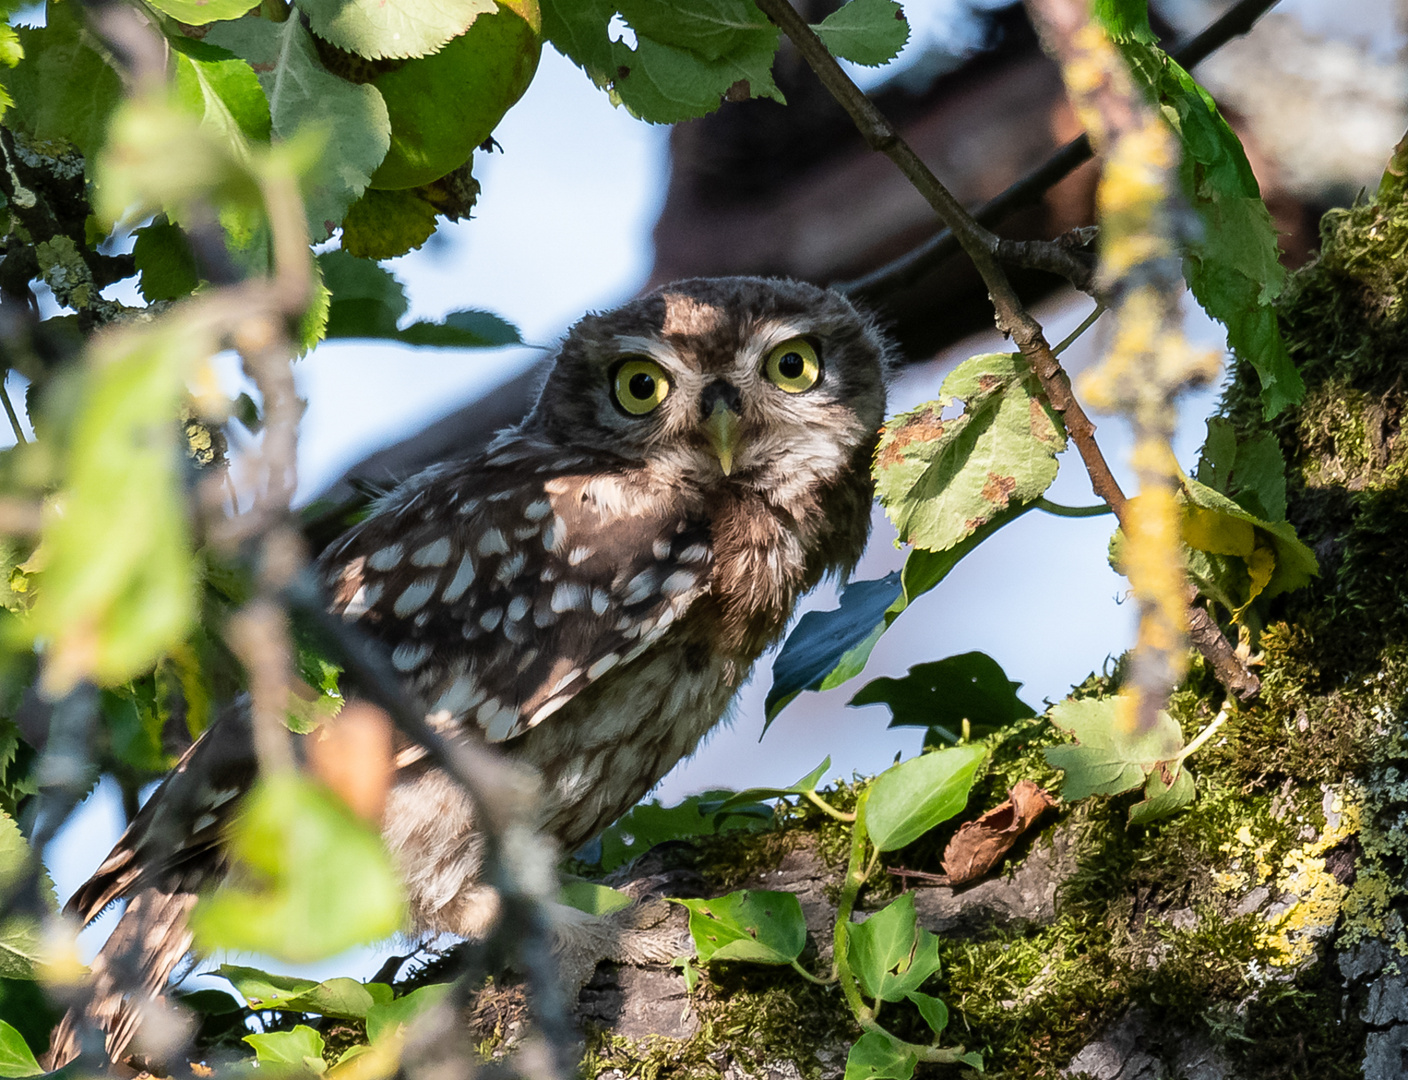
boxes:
[764,338,821,393]
[613,358,671,415]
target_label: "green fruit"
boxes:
[369,0,540,191]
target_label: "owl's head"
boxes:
[525,277,895,497]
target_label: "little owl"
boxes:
[48,276,894,1066]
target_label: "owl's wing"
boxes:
[323,466,713,743]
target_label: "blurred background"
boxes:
[35,0,1408,971]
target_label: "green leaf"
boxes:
[674,889,807,965]
[1042,696,1182,801]
[0,812,54,980]
[2,2,123,160]
[876,353,1067,552]
[559,880,633,916]
[905,990,948,1035]
[764,573,903,724]
[850,651,1036,745]
[592,791,772,872]
[244,1025,326,1076]
[847,893,941,1002]
[865,743,986,853]
[1093,0,1156,43]
[29,317,205,694]
[147,0,260,25]
[205,17,391,242]
[341,187,441,259]
[0,1020,41,1078]
[701,756,831,814]
[132,217,200,303]
[318,252,522,347]
[300,0,496,61]
[1128,764,1195,826]
[1196,417,1287,522]
[844,1031,917,1080]
[813,0,909,67]
[219,963,318,1008]
[1120,43,1303,418]
[192,774,406,963]
[172,37,273,148]
[1182,477,1316,601]
[543,0,785,124]
[365,983,451,1043]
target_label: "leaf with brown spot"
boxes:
[939,780,1056,885]
[875,353,1067,552]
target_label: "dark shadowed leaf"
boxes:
[591,791,772,872]
[850,651,1036,745]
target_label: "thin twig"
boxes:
[757,0,1259,702]
[837,0,1282,302]
[0,373,25,444]
[1052,303,1105,356]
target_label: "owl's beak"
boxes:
[703,399,743,476]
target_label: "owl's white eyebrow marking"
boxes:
[477,528,510,557]
[551,582,587,613]
[496,551,527,584]
[392,641,430,671]
[442,553,476,602]
[367,544,404,571]
[612,334,684,367]
[588,653,620,679]
[523,499,552,521]
[478,607,503,631]
[505,595,530,624]
[411,537,452,567]
[393,578,438,617]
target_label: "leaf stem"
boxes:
[1033,497,1113,518]
[1052,303,1106,356]
[803,789,856,822]
[0,374,26,445]
[789,958,836,985]
[1175,706,1230,764]
[834,789,875,1024]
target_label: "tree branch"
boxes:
[755,0,1261,702]
[837,0,1282,303]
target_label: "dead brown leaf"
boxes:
[309,701,395,823]
[939,779,1056,885]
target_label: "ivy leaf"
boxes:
[847,892,941,1002]
[844,1031,917,1080]
[205,17,391,242]
[191,774,406,963]
[1093,0,1156,43]
[1121,43,1303,418]
[590,791,772,872]
[876,353,1066,552]
[132,217,200,303]
[700,756,831,814]
[905,990,948,1035]
[866,743,986,852]
[559,880,633,916]
[1042,696,1181,801]
[300,0,496,61]
[850,651,1036,745]
[1128,764,1195,826]
[674,889,807,965]
[318,251,522,347]
[365,984,452,1043]
[813,0,909,67]
[244,1025,326,1076]
[0,1020,41,1079]
[3,2,123,160]
[764,500,1032,723]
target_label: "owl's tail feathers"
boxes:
[44,704,258,1070]
[44,872,204,1069]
